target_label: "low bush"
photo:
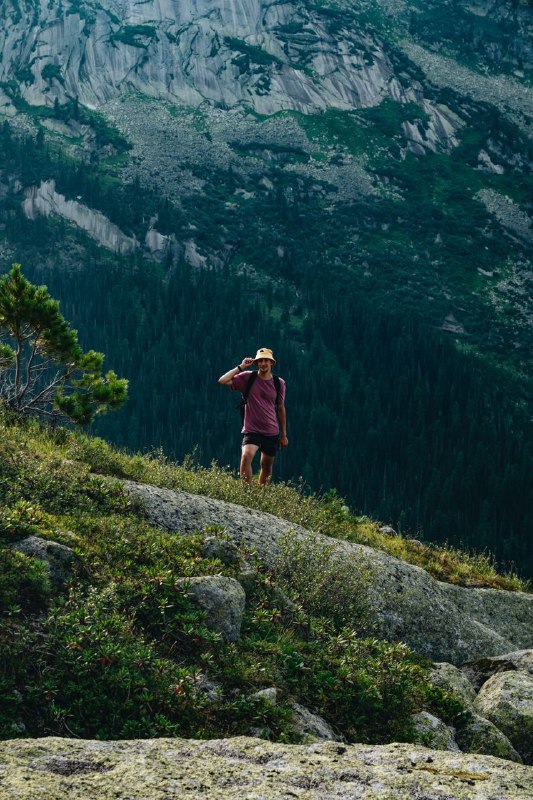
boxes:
[40,586,198,739]
[274,530,373,633]
[0,547,51,613]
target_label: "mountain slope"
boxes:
[0,0,531,573]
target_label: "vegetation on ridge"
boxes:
[1,410,477,743]
[66,430,527,593]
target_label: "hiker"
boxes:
[218,348,288,485]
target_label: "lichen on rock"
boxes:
[1,736,532,800]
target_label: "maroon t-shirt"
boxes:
[232,371,286,435]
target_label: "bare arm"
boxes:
[278,404,288,448]
[218,357,255,385]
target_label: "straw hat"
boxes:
[253,347,276,364]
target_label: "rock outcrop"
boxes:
[409,711,459,752]
[10,535,75,590]
[0,0,444,123]
[122,480,533,665]
[289,703,341,743]
[474,671,533,764]
[455,711,522,763]
[23,180,138,255]
[463,649,533,690]
[1,736,531,800]
[428,662,478,707]
[176,575,246,642]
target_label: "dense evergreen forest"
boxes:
[0,119,531,578]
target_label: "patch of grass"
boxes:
[0,548,51,613]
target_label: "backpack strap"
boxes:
[239,371,258,423]
[243,370,258,402]
[273,375,281,406]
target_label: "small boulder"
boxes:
[410,712,460,751]
[455,711,522,763]
[192,673,224,703]
[290,703,340,742]
[253,687,278,706]
[10,536,75,590]
[429,662,477,707]
[202,537,240,566]
[462,649,533,691]
[176,576,246,643]
[379,525,398,536]
[474,671,533,764]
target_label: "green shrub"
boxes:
[42,586,199,739]
[0,546,51,613]
[296,629,429,743]
[3,449,133,517]
[274,530,373,633]
[0,500,51,541]
[0,618,42,738]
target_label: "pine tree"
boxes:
[0,265,128,424]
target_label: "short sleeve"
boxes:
[278,378,286,404]
[231,370,252,391]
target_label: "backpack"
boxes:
[239,371,281,424]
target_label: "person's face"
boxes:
[257,358,273,373]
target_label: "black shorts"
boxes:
[242,432,279,457]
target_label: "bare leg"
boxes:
[258,452,275,486]
[240,444,259,485]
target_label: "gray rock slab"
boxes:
[474,671,533,764]
[410,711,460,752]
[429,662,477,707]
[1,736,532,800]
[290,703,341,742]
[202,536,240,566]
[253,687,278,706]
[455,711,523,763]
[123,480,533,665]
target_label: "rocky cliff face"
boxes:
[1,0,529,271]
[23,180,138,253]
[0,0,432,115]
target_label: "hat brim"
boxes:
[254,358,276,365]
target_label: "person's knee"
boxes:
[241,450,254,466]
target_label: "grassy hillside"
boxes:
[0,408,527,743]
